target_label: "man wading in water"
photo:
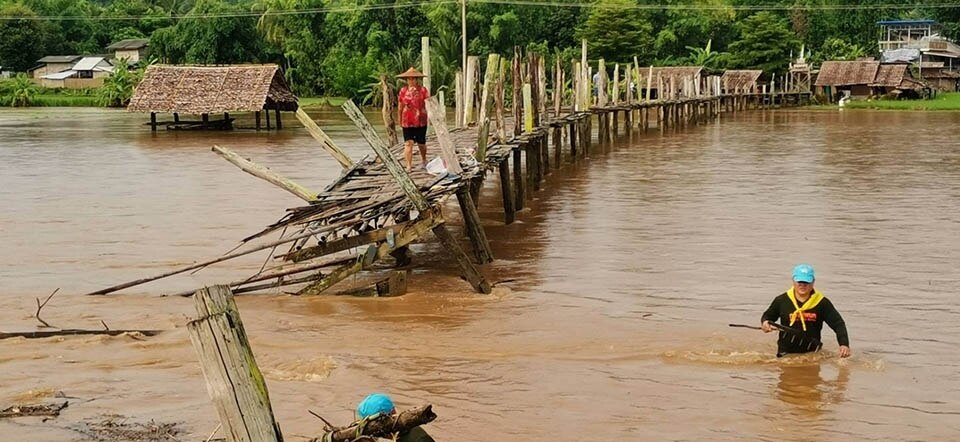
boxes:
[761,264,851,358]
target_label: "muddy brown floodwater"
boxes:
[1,107,959,441]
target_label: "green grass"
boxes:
[0,88,101,107]
[298,96,349,108]
[843,92,960,110]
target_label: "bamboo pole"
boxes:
[597,59,607,107]
[612,63,620,105]
[212,145,318,202]
[646,65,653,101]
[580,39,589,110]
[295,108,354,169]
[553,56,562,117]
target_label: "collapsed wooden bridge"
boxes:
[87,43,812,298]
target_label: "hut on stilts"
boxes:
[127,64,298,131]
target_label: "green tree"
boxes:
[98,61,144,107]
[728,11,800,75]
[7,73,39,107]
[0,3,52,72]
[578,0,655,63]
[814,37,866,65]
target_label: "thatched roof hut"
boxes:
[814,61,880,86]
[128,64,298,114]
[646,66,703,85]
[869,63,923,89]
[720,70,762,91]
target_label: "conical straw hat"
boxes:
[396,67,425,78]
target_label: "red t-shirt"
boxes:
[398,85,429,128]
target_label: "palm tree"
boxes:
[9,74,39,107]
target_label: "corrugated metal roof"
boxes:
[106,38,149,50]
[41,70,78,80]
[73,57,108,71]
[877,19,936,25]
[37,55,82,64]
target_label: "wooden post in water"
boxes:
[274,105,282,129]
[265,108,271,130]
[455,71,463,129]
[150,112,157,131]
[187,285,283,442]
[495,59,507,142]
[523,83,534,133]
[498,158,515,224]
[421,36,431,93]
[379,75,398,146]
[456,187,493,263]
[553,56,563,118]
[478,53,500,133]
[513,147,524,210]
[254,111,261,131]
[512,47,523,137]
[464,56,478,126]
[342,100,489,293]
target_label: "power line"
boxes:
[471,0,960,11]
[2,0,957,21]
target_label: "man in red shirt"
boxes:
[397,67,429,172]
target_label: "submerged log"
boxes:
[0,329,162,340]
[312,405,437,442]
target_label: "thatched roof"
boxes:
[128,64,298,114]
[870,63,911,87]
[814,61,879,86]
[642,66,703,86]
[721,70,762,90]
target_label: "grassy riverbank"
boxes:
[843,92,960,110]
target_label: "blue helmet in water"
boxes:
[357,393,395,419]
[792,264,815,283]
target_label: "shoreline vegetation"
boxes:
[840,92,960,110]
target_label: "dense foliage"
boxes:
[1,0,956,99]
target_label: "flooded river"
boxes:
[1,107,959,441]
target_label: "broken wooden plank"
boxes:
[295,108,353,169]
[187,285,282,442]
[424,96,463,175]
[213,145,318,202]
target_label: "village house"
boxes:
[38,56,115,89]
[815,60,926,101]
[28,55,82,79]
[878,19,960,90]
[106,38,150,64]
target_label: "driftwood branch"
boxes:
[310,405,436,442]
[0,401,68,418]
[0,329,162,340]
[35,288,59,328]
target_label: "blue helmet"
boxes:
[357,393,395,419]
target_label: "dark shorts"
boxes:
[402,126,427,144]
